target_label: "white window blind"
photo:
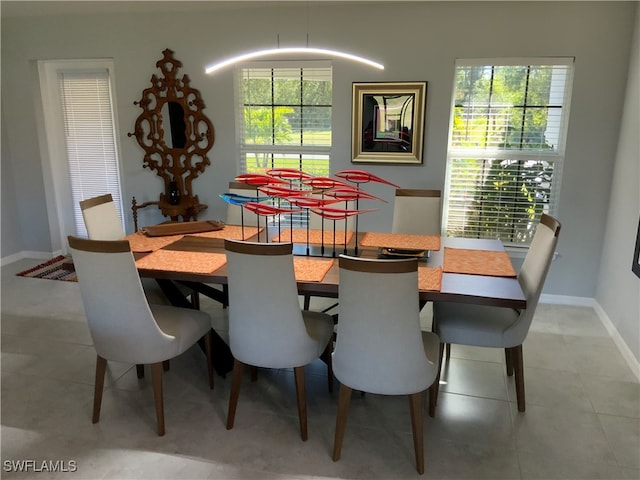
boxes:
[58,70,123,237]
[235,62,332,225]
[444,58,573,245]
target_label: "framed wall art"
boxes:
[351,81,427,164]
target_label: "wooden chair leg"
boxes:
[512,345,526,412]
[303,294,311,310]
[136,364,145,379]
[250,366,258,382]
[150,362,165,436]
[505,348,514,376]
[332,384,352,462]
[226,359,244,430]
[432,342,445,408]
[162,360,170,372]
[204,331,214,389]
[190,291,200,310]
[293,366,308,441]
[409,392,425,475]
[321,340,334,393]
[92,355,107,424]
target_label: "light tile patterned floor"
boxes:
[2,258,638,479]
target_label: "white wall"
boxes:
[596,6,640,362]
[1,1,637,302]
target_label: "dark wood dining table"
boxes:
[133,229,526,310]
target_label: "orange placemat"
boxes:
[125,231,184,253]
[443,247,516,277]
[135,250,227,274]
[360,232,441,251]
[273,229,354,246]
[193,225,262,241]
[293,257,335,282]
[418,266,442,292]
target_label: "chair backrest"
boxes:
[68,236,176,364]
[225,181,269,227]
[391,189,441,235]
[80,193,124,240]
[505,214,561,345]
[223,239,319,368]
[334,256,436,395]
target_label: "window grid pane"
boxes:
[446,59,572,245]
[238,64,332,227]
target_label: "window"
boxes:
[59,70,123,237]
[235,61,332,226]
[444,58,573,245]
[38,60,123,241]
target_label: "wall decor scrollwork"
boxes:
[128,48,214,228]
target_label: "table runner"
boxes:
[293,257,335,282]
[135,250,227,274]
[418,266,442,291]
[360,232,441,252]
[443,247,516,277]
[273,229,354,246]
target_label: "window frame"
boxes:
[443,57,574,247]
[38,59,124,250]
[234,60,333,226]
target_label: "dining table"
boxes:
[126,223,526,311]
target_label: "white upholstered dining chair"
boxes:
[68,236,214,436]
[332,255,440,475]
[391,188,442,235]
[223,239,335,441]
[432,213,561,412]
[80,193,199,309]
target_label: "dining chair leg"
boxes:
[293,366,308,441]
[162,360,170,372]
[204,331,214,389]
[150,362,165,436]
[136,364,145,379]
[321,340,334,393]
[433,342,445,408]
[505,348,514,376]
[428,381,437,418]
[250,366,258,382]
[226,359,244,430]
[409,392,425,475]
[513,345,526,412]
[92,355,107,424]
[332,384,352,462]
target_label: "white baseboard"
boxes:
[1,250,62,267]
[592,301,640,382]
[540,294,639,382]
[539,293,596,307]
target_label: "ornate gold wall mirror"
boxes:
[129,48,214,229]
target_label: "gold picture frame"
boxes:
[352,82,427,164]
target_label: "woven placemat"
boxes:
[443,247,516,277]
[293,257,335,282]
[418,266,442,291]
[360,232,441,251]
[126,232,183,253]
[135,250,227,274]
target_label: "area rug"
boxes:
[16,255,77,282]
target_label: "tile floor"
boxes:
[1,258,639,479]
